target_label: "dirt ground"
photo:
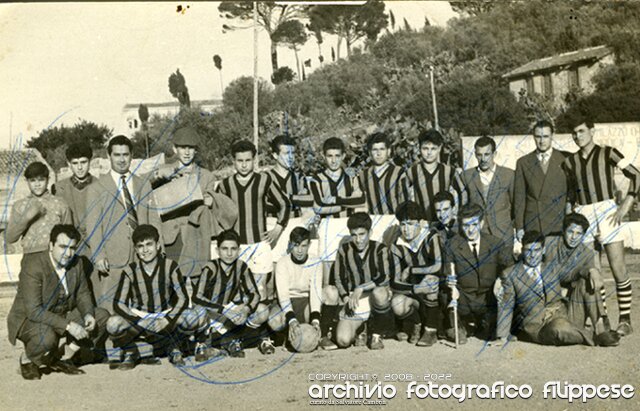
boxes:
[0,279,639,411]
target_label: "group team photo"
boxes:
[1,1,639,409]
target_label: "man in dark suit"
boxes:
[514,120,570,241]
[460,136,515,250]
[495,223,619,347]
[7,225,109,380]
[441,204,513,343]
[85,135,162,312]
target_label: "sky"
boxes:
[0,1,456,149]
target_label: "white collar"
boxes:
[396,228,429,253]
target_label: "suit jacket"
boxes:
[443,233,512,311]
[497,236,592,340]
[85,173,161,270]
[462,166,514,241]
[514,150,569,235]
[7,251,94,345]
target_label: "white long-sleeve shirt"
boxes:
[275,253,323,321]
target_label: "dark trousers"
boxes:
[18,308,110,366]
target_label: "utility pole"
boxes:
[253,1,260,166]
[429,66,439,130]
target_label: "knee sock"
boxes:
[320,304,340,338]
[419,302,440,330]
[600,286,609,317]
[370,305,394,337]
[616,279,632,322]
[400,307,420,332]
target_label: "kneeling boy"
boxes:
[321,212,394,350]
[192,230,272,357]
[107,225,205,369]
[389,201,442,346]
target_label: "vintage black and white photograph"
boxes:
[0,1,639,409]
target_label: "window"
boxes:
[526,77,535,94]
[568,68,580,88]
[543,74,553,97]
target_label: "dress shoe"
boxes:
[595,330,621,347]
[49,360,86,375]
[118,350,138,371]
[20,361,41,380]
[445,327,468,345]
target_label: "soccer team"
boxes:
[5,118,637,380]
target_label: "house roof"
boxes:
[0,148,48,175]
[503,45,612,79]
[122,99,223,110]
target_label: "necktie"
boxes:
[540,153,549,174]
[472,243,479,264]
[121,175,138,229]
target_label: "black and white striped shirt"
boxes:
[113,257,188,326]
[217,172,291,244]
[407,162,464,221]
[309,169,366,218]
[389,230,441,294]
[359,164,410,215]
[331,240,392,299]
[562,145,640,205]
[264,168,313,218]
[192,259,260,312]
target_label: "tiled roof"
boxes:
[122,99,223,110]
[0,148,48,175]
[503,45,612,78]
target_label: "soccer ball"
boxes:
[291,324,319,353]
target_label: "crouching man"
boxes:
[7,224,109,380]
[268,227,322,348]
[496,219,619,347]
[320,212,395,350]
[192,230,273,358]
[106,225,206,369]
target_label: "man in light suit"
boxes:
[441,204,513,343]
[495,223,619,347]
[7,225,109,380]
[461,136,515,250]
[514,120,570,241]
[85,135,162,312]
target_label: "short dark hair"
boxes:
[108,135,133,155]
[571,117,595,130]
[231,140,257,157]
[322,137,345,154]
[563,213,590,233]
[289,226,311,245]
[217,229,241,247]
[347,212,372,231]
[522,230,545,247]
[49,224,81,244]
[433,191,455,207]
[24,162,49,179]
[474,135,496,152]
[270,135,296,153]
[395,201,424,222]
[132,224,160,245]
[65,142,93,161]
[418,129,443,147]
[532,119,555,135]
[459,203,484,221]
[366,132,389,152]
